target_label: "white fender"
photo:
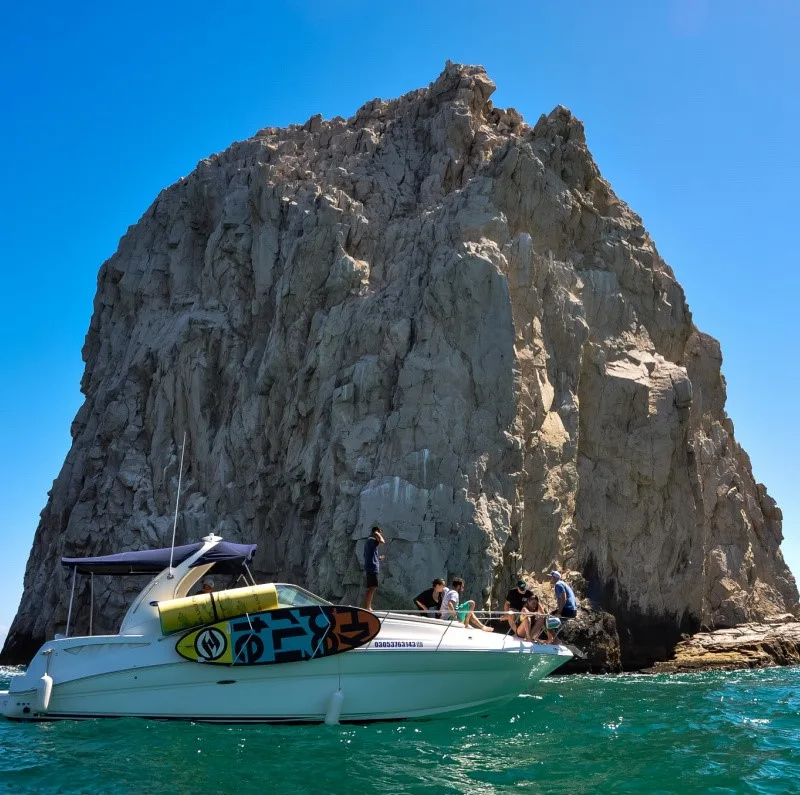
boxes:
[35,674,53,712]
[324,689,344,725]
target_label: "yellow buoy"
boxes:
[157,583,279,635]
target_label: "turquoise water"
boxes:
[1,666,799,794]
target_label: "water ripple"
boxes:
[0,667,798,793]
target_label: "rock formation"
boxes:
[647,621,800,673]
[2,62,797,667]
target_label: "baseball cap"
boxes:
[549,571,561,581]
[516,579,528,589]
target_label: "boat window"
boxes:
[274,584,330,608]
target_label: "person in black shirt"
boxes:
[502,579,534,634]
[413,578,446,616]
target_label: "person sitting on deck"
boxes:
[516,594,544,642]
[502,579,534,635]
[413,578,446,616]
[438,578,493,632]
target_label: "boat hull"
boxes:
[1,614,572,723]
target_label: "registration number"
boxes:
[373,640,424,648]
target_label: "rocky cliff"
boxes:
[3,63,797,667]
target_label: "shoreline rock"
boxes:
[557,608,622,674]
[643,621,800,674]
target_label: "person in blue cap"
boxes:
[549,571,577,619]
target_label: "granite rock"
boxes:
[2,63,797,666]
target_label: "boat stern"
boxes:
[1,686,38,720]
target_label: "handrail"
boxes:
[366,609,550,618]
[367,608,568,648]
[435,617,453,651]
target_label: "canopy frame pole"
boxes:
[168,431,187,578]
[65,566,77,638]
[244,563,256,586]
[89,573,94,636]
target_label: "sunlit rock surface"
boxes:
[2,63,796,666]
[647,621,800,673]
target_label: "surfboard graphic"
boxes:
[175,605,382,666]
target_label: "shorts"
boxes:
[365,572,379,588]
[559,607,577,619]
[456,601,472,622]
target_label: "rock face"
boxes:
[2,63,797,666]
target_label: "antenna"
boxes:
[167,431,187,578]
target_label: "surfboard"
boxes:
[175,605,382,666]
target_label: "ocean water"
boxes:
[1,666,798,794]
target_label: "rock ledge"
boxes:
[646,621,800,673]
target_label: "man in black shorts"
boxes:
[362,525,385,610]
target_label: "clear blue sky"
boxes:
[1,0,798,644]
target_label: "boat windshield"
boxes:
[275,584,330,608]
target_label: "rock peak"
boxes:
[430,60,496,107]
[534,104,587,145]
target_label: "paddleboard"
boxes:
[175,605,382,665]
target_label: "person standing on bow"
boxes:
[362,525,385,610]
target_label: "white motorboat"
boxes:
[1,534,572,723]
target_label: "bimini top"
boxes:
[61,541,257,576]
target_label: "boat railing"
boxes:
[367,608,561,623]
[365,608,567,648]
[367,609,555,621]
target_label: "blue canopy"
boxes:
[61,541,257,576]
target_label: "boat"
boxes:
[1,534,572,723]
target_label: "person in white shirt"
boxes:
[438,578,493,632]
